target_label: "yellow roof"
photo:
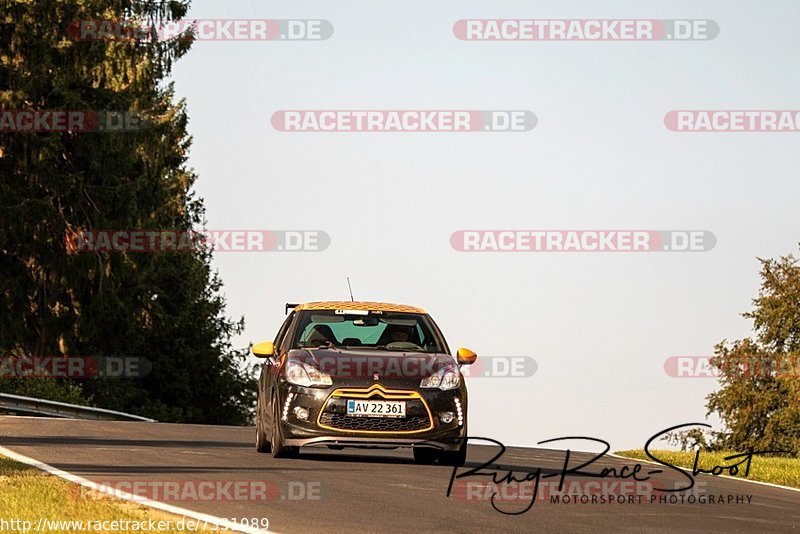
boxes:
[295,301,427,314]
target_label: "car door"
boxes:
[264,311,296,429]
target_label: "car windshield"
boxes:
[292,310,444,353]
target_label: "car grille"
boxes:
[319,412,431,432]
[318,384,434,433]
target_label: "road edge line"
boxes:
[0,445,274,533]
[609,452,800,494]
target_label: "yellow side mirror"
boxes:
[252,341,275,358]
[456,347,477,365]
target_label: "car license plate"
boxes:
[347,400,406,418]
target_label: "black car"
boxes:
[253,301,477,465]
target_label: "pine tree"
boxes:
[0,0,255,423]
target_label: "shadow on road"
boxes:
[293,449,566,477]
[49,463,333,474]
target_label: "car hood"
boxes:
[287,348,456,388]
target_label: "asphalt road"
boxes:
[1,417,799,533]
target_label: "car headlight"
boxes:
[420,367,460,391]
[440,369,460,390]
[285,361,332,387]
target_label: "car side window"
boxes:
[273,312,295,353]
[279,313,301,354]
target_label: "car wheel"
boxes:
[413,447,438,464]
[255,395,270,453]
[438,443,467,466]
[271,400,298,458]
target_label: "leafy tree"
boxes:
[0,0,255,424]
[707,249,800,455]
[664,426,710,451]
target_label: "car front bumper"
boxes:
[278,383,468,451]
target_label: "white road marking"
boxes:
[0,445,275,534]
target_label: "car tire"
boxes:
[412,447,438,464]
[271,400,298,459]
[438,443,467,466]
[255,395,270,453]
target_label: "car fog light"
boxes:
[293,406,310,421]
[440,411,455,424]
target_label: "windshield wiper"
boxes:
[300,340,338,349]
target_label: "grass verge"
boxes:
[0,454,210,533]
[614,449,800,489]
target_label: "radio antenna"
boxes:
[346,277,354,302]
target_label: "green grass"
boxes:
[615,449,800,489]
[0,455,210,533]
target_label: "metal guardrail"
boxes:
[0,393,156,422]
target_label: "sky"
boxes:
[168,0,800,450]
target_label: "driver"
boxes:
[390,330,409,343]
[378,325,415,346]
